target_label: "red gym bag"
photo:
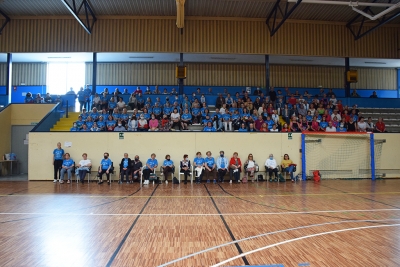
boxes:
[313,170,321,182]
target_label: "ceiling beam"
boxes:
[61,0,97,34]
[0,9,10,35]
[266,0,302,37]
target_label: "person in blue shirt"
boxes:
[53,142,64,183]
[24,92,34,103]
[181,109,192,130]
[77,87,87,111]
[80,124,91,132]
[238,123,248,132]
[162,154,175,183]
[192,103,202,124]
[222,112,232,132]
[163,102,172,118]
[119,153,132,184]
[142,108,151,121]
[90,122,101,132]
[201,108,210,119]
[136,93,144,110]
[75,116,85,129]
[153,102,162,119]
[80,108,89,121]
[108,97,117,114]
[193,152,205,183]
[96,115,105,131]
[202,115,212,126]
[85,116,94,129]
[98,152,112,185]
[265,116,274,130]
[59,153,74,184]
[143,153,158,184]
[203,121,216,132]
[106,115,116,131]
[216,151,229,183]
[84,86,92,110]
[70,122,79,132]
[90,107,100,122]
[120,108,130,125]
[320,116,328,131]
[231,110,241,130]
[204,151,217,183]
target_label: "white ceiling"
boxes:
[0,52,399,68]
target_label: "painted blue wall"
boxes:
[11,85,47,103]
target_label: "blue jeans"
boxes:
[284,166,294,180]
[60,168,73,180]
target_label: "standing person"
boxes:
[162,155,175,183]
[193,152,205,184]
[265,153,278,182]
[180,154,191,184]
[84,85,92,110]
[119,153,132,184]
[143,153,158,185]
[229,152,242,183]
[53,142,64,183]
[75,153,92,184]
[59,153,74,184]
[131,155,143,183]
[77,87,86,111]
[269,87,277,103]
[216,151,228,183]
[204,151,217,183]
[97,152,112,185]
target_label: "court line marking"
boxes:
[0,191,399,198]
[158,219,400,267]
[0,208,399,217]
[210,223,400,267]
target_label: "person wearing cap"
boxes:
[265,154,278,182]
[216,151,228,183]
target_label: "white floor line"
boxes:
[0,208,399,217]
[211,223,400,267]
[158,219,400,267]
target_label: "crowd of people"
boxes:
[52,143,297,185]
[67,86,387,133]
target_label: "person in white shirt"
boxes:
[358,116,367,132]
[329,95,338,106]
[325,121,337,132]
[265,153,278,182]
[75,153,92,184]
[331,109,341,122]
[170,108,181,131]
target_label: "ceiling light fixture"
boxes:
[210,57,236,60]
[48,57,72,59]
[364,62,386,64]
[129,56,154,59]
[289,59,313,62]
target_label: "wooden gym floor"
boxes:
[0,179,399,267]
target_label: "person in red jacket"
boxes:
[229,152,242,183]
[375,117,387,133]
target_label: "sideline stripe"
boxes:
[1,208,399,217]
[0,191,399,198]
[158,218,400,266]
[211,223,400,267]
[204,184,250,265]
[105,184,158,267]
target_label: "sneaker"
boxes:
[165,180,168,184]
[107,180,111,185]
[274,178,278,182]
[269,178,272,182]
[229,180,232,184]
[143,180,149,185]
[213,179,216,184]
[60,180,64,184]
[127,181,129,184]
[98,180,103,184]
[118,181,122,184]
[207,179,210,184]
[53,179,57,183]
[67,180,70,184]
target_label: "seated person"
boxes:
[162,155,175,183]
[137,114,149,132]
[75,153,92,184]
[160,114,171,131]
[127,115,138,132]
[265,153,278,182]
[370,91,378,98]
[97,116,106,131]
[222,112,232,132]
[204,151,217,183]
[259,122,269,132]
[148,115,159,131]
[193,152,205,184]
[170,108,181,131]
[97,152,112,185]
[114,119,127,132]
[80,124,90,132]
[281,154,296,182]
[181,109,192,130]
[325,121,336,132]
[119,153,132,184]
[35,93,44,103]
[244,154,258,181]
[120,108,130,126]
[375,117,387,133]
[44,93,53,103]
[24,92,34,103]
[85,116,94,129]
[180,154,191,184]
[203,121,216,132]
[238,123,248,132]
[131,155,143,183]
[143,153,158,184]
[366,117,375,132]
[216,151,228,183]
[229,152,242,183]
[70,122,79,132]
[191,103,202,124]
[59,153,74,184]
[80,108,89,121]
[106,115,116,131]
[90,122,101,132]
[270,124,279,132]
[281,123,290,132]
[289,116,300,132]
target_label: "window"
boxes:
[47,63,85,95]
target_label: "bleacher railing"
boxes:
[31,102,64,132]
